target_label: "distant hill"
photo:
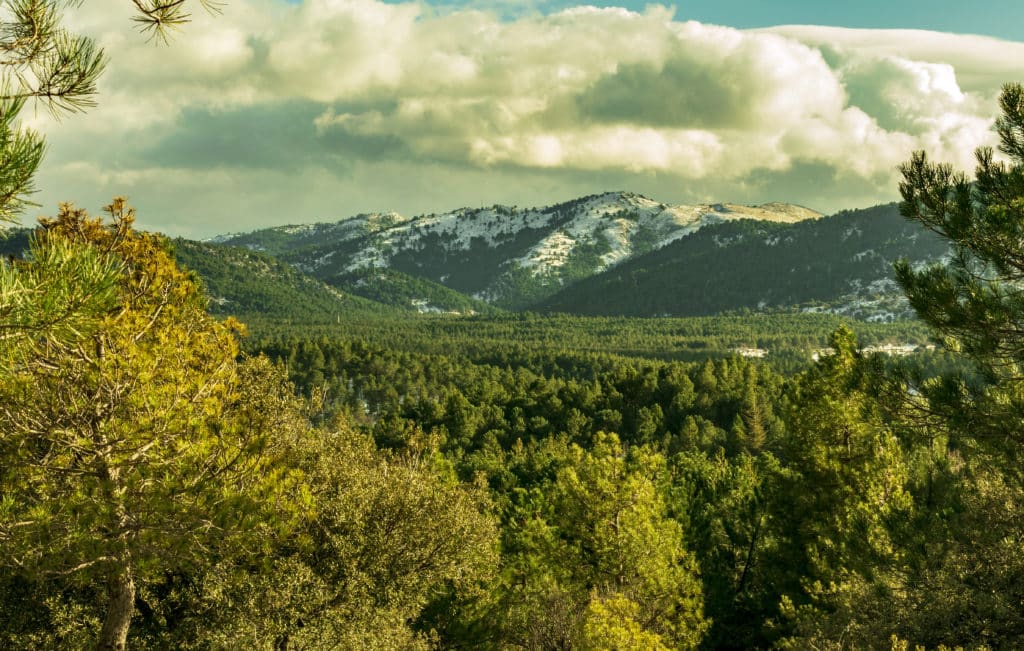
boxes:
[171,239,393,324]
[330,267,499,315]
[214,195,946,321]
[4,195,949,324]
[217,191,822,310]
[536,204,948,320]
[0,230,395,325]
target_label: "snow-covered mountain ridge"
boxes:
[217,191,822,309]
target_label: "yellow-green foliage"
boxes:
[581,593,672,651]
[0,200,306,647]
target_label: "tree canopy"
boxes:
[0,201,305,649]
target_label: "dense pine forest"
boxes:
[1,2,1024,649]
[2,196,1015,649]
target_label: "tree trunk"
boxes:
[735,512,763,599]
[96,560,135,651]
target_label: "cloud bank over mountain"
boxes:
[28,0,1023,236]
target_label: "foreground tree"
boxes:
[0,0,224,360]
[775,82,1024,649]
[0,227,120,365]
[169,429,498,650]
[0,201,304,650]
[896,82,1024,463]
[887,80,1024,647]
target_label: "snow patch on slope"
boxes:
[507,192,803,275]
[214,191,824,305]
[337,192,823,281]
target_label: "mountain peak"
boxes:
[214,191,826,309]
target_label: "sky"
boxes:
[423,0,1024,40]
[21,0,1024,237]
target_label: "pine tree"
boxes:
[0,0,219,226]
[0,202,303,650]
[498,433,709,649]
[0,0,224,358]
[875,80,1024,648]
[775,327,910,630]
[896,82,1024,463]
[897,83,1024,374]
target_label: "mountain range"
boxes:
[212,192,945,321]
[1,192,949,323]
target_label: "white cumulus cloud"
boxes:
[22,1,1024,236]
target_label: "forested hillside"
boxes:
[539,203,949,317]
[173,239,392,323]
[329,267,500,315]
[205,200,949,319]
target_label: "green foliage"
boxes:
[251,310,932,378]
[478,434,708,649]
[252,332,805,647]
[896,82,1024,459]
[152,428,498,649]
[581,593,672,650]
[0,98,45,221]
[0,202,307,648]
[772,328,913,645]
[552,434,709,647]
[779,327,911,574]
[671,450,784,648]
[0,233,120,369]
